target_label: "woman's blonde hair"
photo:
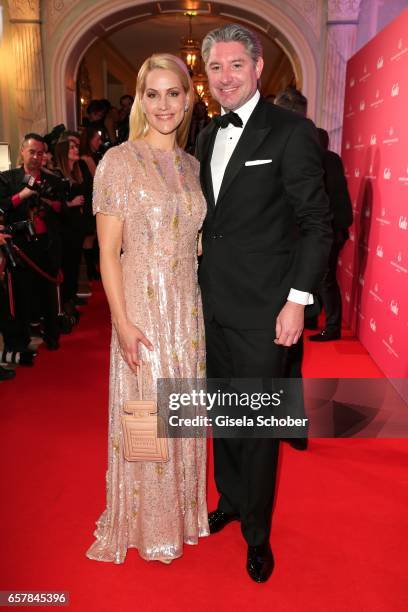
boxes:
[128,54,194,149]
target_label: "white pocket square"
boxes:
[245,159,272,166]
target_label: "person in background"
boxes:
[309,128,353,342]
[79,127,102,280]
[53,139,90,318]
[274,87,308,116]
[117,94,134,143]
[187,100,211,153]
[0,134,62,351]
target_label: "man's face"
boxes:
[21,139,45,174]
[121,97,133,113]
[89,110,104,122]
[206,41,263,111]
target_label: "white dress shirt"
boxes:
[210,90,313,306]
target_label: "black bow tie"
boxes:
[213,111,243,129]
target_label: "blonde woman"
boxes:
[86,54,209,565]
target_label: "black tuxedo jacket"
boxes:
[196,97,332,329]
[323,150,353,231]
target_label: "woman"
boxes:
[86,54,208,564]
[80,128,102,280]
[53,139,92,315]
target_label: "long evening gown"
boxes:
[86,140,209,563]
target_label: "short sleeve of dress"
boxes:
[93,145,128,220]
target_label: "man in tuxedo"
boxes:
[309,128,353,342]
[196,24,332,583]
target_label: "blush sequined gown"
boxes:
[86,140,209,563]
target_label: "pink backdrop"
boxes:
[339,9,408,378]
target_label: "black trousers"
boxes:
[205,318,288,547]
[0,280,28,350]
[7,236,60,347]
[317,237,346,332]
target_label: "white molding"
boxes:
[48,0,319,126]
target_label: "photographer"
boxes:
[0,133,64,351]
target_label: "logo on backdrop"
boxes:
[366,163,376,179]
[371,89,384,108]
[383,126,399,145]
[370,283,383,303]
[376,245,384,258]
[345,291,351,303]
[355,168,360,178]
[346,103,354,117]
[359,99,366,111]
[390,300,399,316]
[376,208,390,226]
[369,318,377,333]
[390,251,407,274]
[383,168,392,180]
[377,56,384,69]
[370,134,377,145]
[397,167,408,184]
[355,135,364,150]
[391,83,400,97]
[399,216,407,230]
[359,64,371,82]
[350,77,355,87]
[391,37,408,61]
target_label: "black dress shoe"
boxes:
[208,510,239,534]
[44,338,60,351]
[247,542,274,583]
[0,366,16,381]
[309,329,341,342]
[285,438,308,451]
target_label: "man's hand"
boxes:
[19,187,36,200]
[275,301,305,346]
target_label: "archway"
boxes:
[45,0,319,129]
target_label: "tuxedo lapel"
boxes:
[216,100,271,207]
[199,122,217,210]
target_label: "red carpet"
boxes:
[1,285,407,611]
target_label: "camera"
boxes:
[22,174,71,202]
[0,220,37,268]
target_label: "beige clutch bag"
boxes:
[121,362,169,462]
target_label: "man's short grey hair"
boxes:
[202,23,263,65]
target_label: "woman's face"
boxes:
[142,69,188,139]
[90,132,102,152]
[68,140,79,162]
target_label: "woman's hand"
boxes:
[68,195,85,207]
[116,320,153,373]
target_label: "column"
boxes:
[7,0,47,138]
[321,0,362,153]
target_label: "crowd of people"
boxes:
[0,93,136,381]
